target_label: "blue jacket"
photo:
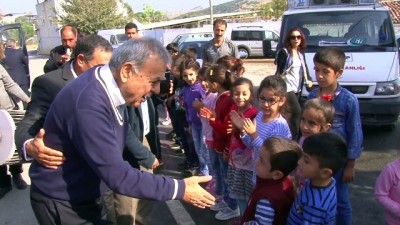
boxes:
[29,66,184,204]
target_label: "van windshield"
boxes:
[281,10,396,52]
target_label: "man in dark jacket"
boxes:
[43,25,77,73]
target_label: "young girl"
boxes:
[375,158,400,225]
[216,55,245,77]
[295,98,335,191]
[200,64,240,221]
[180,59,208,175]
[239,75,292,182]
[226,78,258,216]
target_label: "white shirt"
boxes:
[139,99,150,136]
[285,54,302,93]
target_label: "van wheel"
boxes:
[239,48,249,59]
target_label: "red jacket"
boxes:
[209,91,233,153]
[241,176,295,225]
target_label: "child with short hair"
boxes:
[240,75,292,182]
[288,132,348,225]
[374,158,400,225]
[295,98,335,191]
[308,47,363,225]
[240,137,301,225]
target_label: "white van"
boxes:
[280,0,400,128]
[171,32,214,45]
[97,29,127,47]
[231,26,280,58]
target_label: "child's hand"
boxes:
[306,80,313,89]
[343,161,355,183]
[226,120,232,134]
[230,111,244,130]
[200,107,216,121]
[192,99,204,111]
[243,118,256,135]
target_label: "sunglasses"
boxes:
[290,35,302,40]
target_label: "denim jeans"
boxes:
[191,124,210,175]
[333,166,352,225]
[209,149,238,210]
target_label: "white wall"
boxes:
[36,0,62,54]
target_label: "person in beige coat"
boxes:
[0,43,30,199]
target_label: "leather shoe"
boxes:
[0,185,12,199]
[12,174,28,190]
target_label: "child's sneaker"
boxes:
[215,207,240,220]
[210,200,227,211]
[161,118,171,126]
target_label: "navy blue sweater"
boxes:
[29,66,185,204]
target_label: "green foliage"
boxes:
[58,0,130,34]
[15,16,35,40]
[258,0,287,20]
[134,4,166,24]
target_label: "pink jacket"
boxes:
[375,159,400,225]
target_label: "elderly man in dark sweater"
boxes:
[28,38,214,224]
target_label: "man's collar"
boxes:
[98,65,126,107]
[69,60,78,79]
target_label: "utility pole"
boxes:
[209,0,213,25]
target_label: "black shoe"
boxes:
[165,131,176,140]
[12,174,28,190]
[0,185,12,199]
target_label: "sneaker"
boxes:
[210,200,227,211]
[165,131,176,140]
[12,174,28,190]
[171,149,185,156]
[161,118,171,126]
[215,207,240,220]
[169,143,181,150]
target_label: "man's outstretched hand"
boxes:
[182,176,215,208]
[26,129,64,169]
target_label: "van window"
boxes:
[232,30,265,41]
[281,11,396,52]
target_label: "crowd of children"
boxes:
[162,41,399,225]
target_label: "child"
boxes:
[374,158,400,225]
[216,55,245,77]
[308,47,363,225]
[288,132,347,225]
[180,59,208,175]
[241,137,301,225]
[168,54,199,172]
[200,64,240,220]
[193,66,217,184]
[227,78,258,215]
[295,98,335,191]
[239,75,292,182]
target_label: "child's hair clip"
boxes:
[209,69,213,76]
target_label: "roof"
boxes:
[381,1,400,23]
[139,11,259,30]
[284,5,388,15]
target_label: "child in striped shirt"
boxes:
[240,137,301,225]
[288,132,347,225]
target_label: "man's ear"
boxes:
[271,170,284,180]
[120,63,135,83]
[76,54,85,67]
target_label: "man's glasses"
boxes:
[258,97,280,106]
[290,35,301,40]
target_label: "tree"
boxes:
[134,4,166,24]
[258,0,287,20]
[15,16,35,40]
[58,0,131,34]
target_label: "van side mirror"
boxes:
[262,39,272,58]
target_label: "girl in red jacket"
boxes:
[200,64,240,221]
